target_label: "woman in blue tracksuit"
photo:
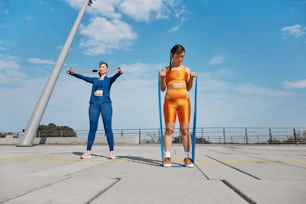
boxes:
[67,61,123,159]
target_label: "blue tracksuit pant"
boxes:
[87,97,114,151]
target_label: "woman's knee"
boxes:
[165,127,174,136]
[180,126,189,136]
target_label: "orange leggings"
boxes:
[164,97,190,124]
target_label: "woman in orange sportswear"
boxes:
[159,44,197,168]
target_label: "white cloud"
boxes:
[119,0,165,22]
[168,26,180,33]
[284,79,306,89]
[79,17,137,55]
[167,2,188,33]
[28,58,55,65]
[65,0,122,19]
[0,55,19,70]
[64,0,86,8]
[0,40,15,50]
[234,84,289,96]
[64,0,188,54]
[202,78,231,91]
[208,55,224,66]
[215,68,235,77]
[64,0,173,22]
[281,24,306,38]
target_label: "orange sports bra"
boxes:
[165,66,189,85]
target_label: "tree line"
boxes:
[1,123,76,137]
[37,123,77,137]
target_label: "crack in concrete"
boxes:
[205,155,261,180]
[0,177,71,204]
[86,177,121,204]
[222,179,257,204]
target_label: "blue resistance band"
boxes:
[192,77,198,162]
[158,74,165,161]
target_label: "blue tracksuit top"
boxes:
[72,73,121,104]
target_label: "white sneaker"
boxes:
[108,151,116,159]
[80,151,91,159]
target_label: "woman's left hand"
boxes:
[117,67,124,74]
[190,72,197,77]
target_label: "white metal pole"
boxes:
[17,0,92,146]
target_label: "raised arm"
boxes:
[66,68,94,83]
[109,67,124,84]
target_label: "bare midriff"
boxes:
[94,90,103,96]
[167,82,186,89]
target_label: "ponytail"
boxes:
[168,55,172,72]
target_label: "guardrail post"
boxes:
[223,128,225,144]
[293,128,297,145]
[245,128,248,144]
[269,128,272,144]
[201,128,204,144]
[157,128,160,144]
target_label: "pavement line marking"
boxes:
[221,160,272,164]
[282,161,306,165]
[0,157,33,161]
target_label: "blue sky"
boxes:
[1,0,306,132]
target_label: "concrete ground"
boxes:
[0,144,306,204]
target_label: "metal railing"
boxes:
[2,127,306,145]
[126,127,306,145]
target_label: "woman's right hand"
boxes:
[159,70,166,77]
